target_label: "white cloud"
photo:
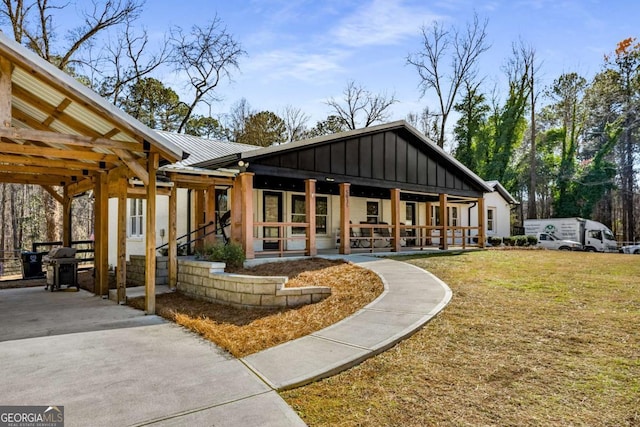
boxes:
[245,48,349,84]
[331,0,441,47]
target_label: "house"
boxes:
[109,121,517,269]
[472,180,518,238]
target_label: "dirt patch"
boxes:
[128,258,384,357]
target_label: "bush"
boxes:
[515,235,528,246]
[526,235,538,246]
[488,236,502,247]
[203,242,246,269]
[503,236,515,246]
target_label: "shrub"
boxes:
[503,236,515,246]
[203,242,246,269]
[526,235,538,246]
[488,236,502,247]
[515,235,528,246]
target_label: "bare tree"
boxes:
[227,98,254,142]
[0,0,142,70]
[96,16,169,106]
[407,13,489,147]
[406,106,441,140]
[170,16,245,133]
[325,80,397,130]
[282,105,309,142]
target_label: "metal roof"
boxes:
[157,131,258,167]
[485,180,519,204]
[0,31,186,189]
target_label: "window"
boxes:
[366,201,380,223]
[291,195,329,235]
[215,189,229,235]
[448,206,458,227]
[487,208,496,232]
[129,199,143,237]
[431,205,459,226]
[405,202,416,225]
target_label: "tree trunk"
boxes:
[527,78,537,219]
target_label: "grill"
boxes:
[44,247,80,291]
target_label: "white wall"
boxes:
[108,186,513,262]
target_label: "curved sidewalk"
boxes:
[241,254,452,390]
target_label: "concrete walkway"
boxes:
[0,254,451,425]
[242,254,452,390]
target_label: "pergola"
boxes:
[0,32,186,314]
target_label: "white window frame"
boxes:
[290,194,329,235]
[487,207,496,233]
[448,206,459,227]
[129,199,144,237]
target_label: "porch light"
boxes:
[238,160,245,167]
[325,177,335,182]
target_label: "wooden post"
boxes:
[477,196,486,248]
[305,179,317,256]
[0,57,12,128]
[204,184,216,247]
[230,178,242,244]
[239,172,255,259]
[439,193,448,250]
[62,186,71,247]
[425,201,433,246]
[194,189,205,253]
[116,176,127,303]
[168,181,177,289]
[339,183,351,255]
[145,152,158,314]
[95,172,109,296]
[391,188,401,252]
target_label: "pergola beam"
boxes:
[0,153,107,170]
[0,141,120,163]
[0,126,141,152]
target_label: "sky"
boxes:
[92,1,640,131]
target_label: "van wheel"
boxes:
[558,246,570,251]
[586,247,597,252]
[634,249,640,255]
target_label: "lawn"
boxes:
[281,250,640,426]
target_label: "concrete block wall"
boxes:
[177,259,331,309]
[127,255,169,287]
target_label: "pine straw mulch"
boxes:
[128,258,383,357]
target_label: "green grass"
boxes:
[281,250,640,426]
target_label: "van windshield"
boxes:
[603,229,615,241]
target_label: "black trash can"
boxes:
[21,251,44,279]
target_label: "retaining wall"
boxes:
[177,259,331,309]
[127,255,168,287]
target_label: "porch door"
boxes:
[263,192,283,250]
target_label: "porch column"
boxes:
[194,189,205,253]
[477,196,486,248]
[116,175,127,304]
[168,180,177,289]
[145,152,158,314]
[305,179,317,256]
[425,202,432,246]
[95,172,109,296]
[230,178,242,244]
[238,172,255,259]
[339,183,351,255]
[0,57,12,127]
[391,188,401,252]
[62,186,71,247]
[204,184,216,247]
[439,193,448,250]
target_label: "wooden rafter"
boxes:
[112,148,149,186]
[0,127,141,152]
[0,153,106,170]
[42,97,72,127]
[0,163,91,177]
[0,171,70,186]
[42,185,64,204]
[0,141,120,163]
